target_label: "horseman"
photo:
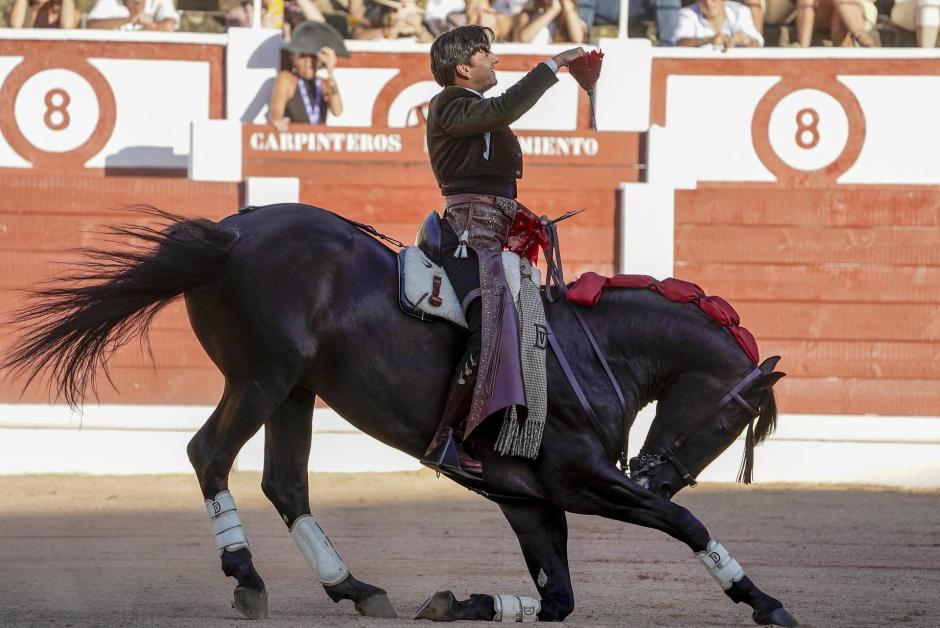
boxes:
[419,25,584,478]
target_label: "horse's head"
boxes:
[629,356,785,500]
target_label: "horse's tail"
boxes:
[2,206,238,407]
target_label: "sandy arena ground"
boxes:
[1,471,938,627]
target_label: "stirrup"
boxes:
[420,430,483,482]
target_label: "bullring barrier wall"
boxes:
[0,31,937,486]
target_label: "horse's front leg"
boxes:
[414,501,572,622]
[570,464,799,627]
[261,386,397,619]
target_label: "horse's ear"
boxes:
[759,355,781,373]
[756,371,785,389]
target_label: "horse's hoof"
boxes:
[233,586,269,620]
[754,606,799,627]
[355,592,398,618]
[413,591,456,621]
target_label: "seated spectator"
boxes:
[792,0,817,46]
[352,0,433,41]
[674,0,764,47]
[226,0,331,32]
[915,0,938,47]
[741,0,764,35]
[424,0,467,36]
[577,0,681,45]
[86,0,179,31]
[269,21,346,131]
[466,0,514,40]
[813,0,876,45]
[511,0,587,43]
[9,0,77,27]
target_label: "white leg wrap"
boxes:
[289,514,349,586]
[493,595,540,622]
[696,540,745,590]
[205,490,249,555]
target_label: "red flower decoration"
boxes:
[506,205,550,264]
[567,50,604,92]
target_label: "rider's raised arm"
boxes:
[435,63,559,138]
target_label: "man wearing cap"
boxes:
[420,25,584,479]
[270,21,349,131]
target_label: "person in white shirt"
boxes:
[86,0,179,31]
[674,0,763,48]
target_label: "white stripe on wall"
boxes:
[1,404,938,487]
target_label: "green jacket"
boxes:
[426,63,558,198]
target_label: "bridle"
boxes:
[540,219,767,490]
[628,365,764,490]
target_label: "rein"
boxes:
[629,365,763,489]
[542,221,630,467]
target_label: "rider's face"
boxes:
[461,49,499,93]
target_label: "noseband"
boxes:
[628,365,764,490]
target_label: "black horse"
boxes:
[4,204,796,626]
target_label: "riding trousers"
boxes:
[441,195,528,438]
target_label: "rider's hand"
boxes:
[271,116,290,133]
[552,47,586,68]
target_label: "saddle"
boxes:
[397,212,539,328]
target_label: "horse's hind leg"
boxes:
[572,465,798,627]
[413,501,571,622]
[260,386,397,619]
[188,378,291,620]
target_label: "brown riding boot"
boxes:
[420,349,483,479]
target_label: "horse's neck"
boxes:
[589,289,742,408]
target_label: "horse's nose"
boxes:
[658,482,673,500]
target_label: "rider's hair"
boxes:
[430,25,495,87]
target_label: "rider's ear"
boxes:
[454,64,470,80]
[756,371,785,389]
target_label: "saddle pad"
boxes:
[398,247,541,328]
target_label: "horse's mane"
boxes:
[755,387,778,445]
[738,386,778,484]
